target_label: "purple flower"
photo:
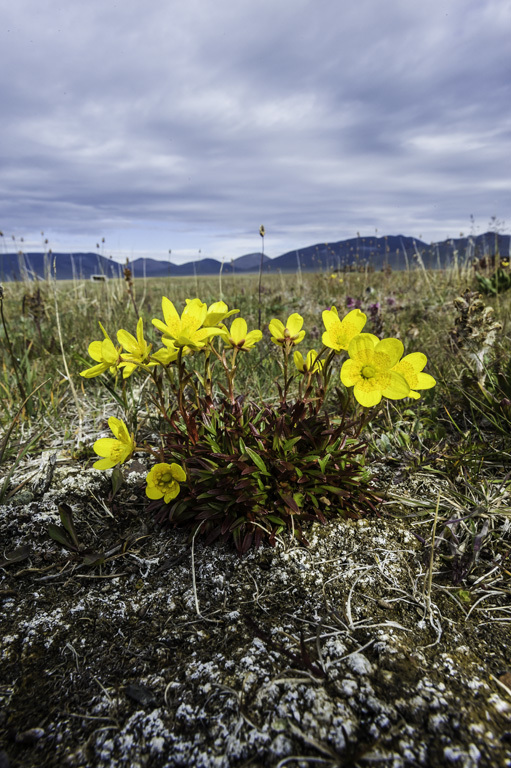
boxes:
[346,297,362,309]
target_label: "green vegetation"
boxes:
[1,261,511,583]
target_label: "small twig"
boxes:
[191,521,205,616]
[424,489,441,615]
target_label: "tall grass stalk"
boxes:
[51,259,84,441]
[0,284,27,404]
[257,226,265,330]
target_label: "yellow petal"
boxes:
[161,297,182,336]
[381,371,410,399]
[101,338,119,364]
[341,309,367,335]
[353,380,382,407]
[294,350,305,371]
[374,338,404,369]
[93,457,118,470]
[348,333,379,361]
[146,485,163,500]
[136,317,145,347]
[109,417,131,443]
[80,362,109,378]
[400,352,427,372]
[416,372,436,390]
[93,437,119,458]
[182,299,207,330]
[163,482,180,502]
[98,321,111,340]
[230,317,247,343]
[286,313,304,336]
[321,309,339,332]
[340,359,362,387]
[88,340,104,362]
[170,463,187,482]
[117,329,138,353]
[268,319,285,338]
[244,330,262,348]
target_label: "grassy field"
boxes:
[1,261,511,574]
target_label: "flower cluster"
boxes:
[81,297,435,548]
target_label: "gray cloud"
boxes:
[1,0,510,262]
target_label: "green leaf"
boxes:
[293,492,304,508]
[245,446,269,474]
[318,455,330,474]
[82,552,105,566]
[282,437,302,452]
[48,524,76,551]
[59,504,80,550]
[266,515,286,525]
[111,466,124,499]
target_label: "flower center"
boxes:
[160,472,173,484]
[361,365,376,379]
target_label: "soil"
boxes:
[1,451,511,768]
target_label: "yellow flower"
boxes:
[340,334,410,407]
[152,298,220,350]
[80,322,121,378]
[322,308,366,352]
[117,318,154,378]
[186,299,239,327]
[269,313,305,346]
[392,353,436,400]
[218,317,262,350]
[146,462,187,503]
[93,417,136,470]
[151,339,181,366]
[293,349,324,374]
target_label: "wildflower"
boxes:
[80,322,121,378]
[187,300,239,327]
[117,318,154,378]
[151,338,181,366]
[340,334,410,407]
[218,317,262,350]
[322,308,366,352]
[293,349,324,374]
[92,417,136,470]
[146,462,187,503]
[346,297,362,309]
[269,313,305,346]
[392,353,436,400]
[152,297,221,350]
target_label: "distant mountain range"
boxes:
[1,232,509,281]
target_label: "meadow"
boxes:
[1,261,511,767]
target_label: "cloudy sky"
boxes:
[2,0,510,264]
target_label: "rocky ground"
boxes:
[1,452,511,768]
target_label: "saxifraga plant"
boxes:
[80,298,436,553]
[149,396,379,553]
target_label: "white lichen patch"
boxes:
[1,491,511,768]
